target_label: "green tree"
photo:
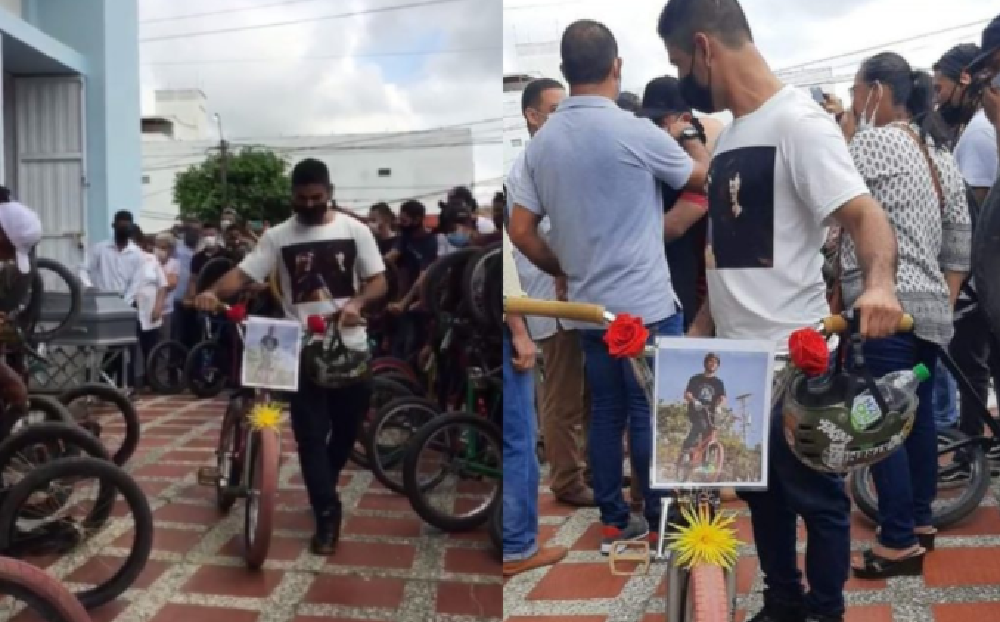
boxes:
[173,147,292,224]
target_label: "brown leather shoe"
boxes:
[555,488,595,507]
[502,546,568,577]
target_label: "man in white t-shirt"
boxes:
[657,1,903,621]
[195,158,387,556]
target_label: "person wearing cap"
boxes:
[637,75,711,334]
[509,19,709,557]
[0,199,42,275]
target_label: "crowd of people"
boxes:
[502,1,1000,621]
[77,181,504,397]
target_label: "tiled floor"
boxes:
[27,394,501,622]
[503,483,1000,622]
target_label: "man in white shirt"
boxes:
[81,210,146,306]
[657,1,903,621]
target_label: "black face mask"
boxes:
[679,51,718,114]
[183,229,199,248]
[113,225,131,244]
[938,86,976,128]
[294,205,327,226]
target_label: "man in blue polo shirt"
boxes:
[508,19,710,554]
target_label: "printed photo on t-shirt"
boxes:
[707,146,777,270]
[280,239,358,317]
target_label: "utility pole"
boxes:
[214,113,229,211]
[736,394,752,446]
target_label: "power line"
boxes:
[141,0,329,24]
[141,0,476,43]
[143,45,499,66]
[775,17,990,74]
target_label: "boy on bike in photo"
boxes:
[678,352,726,468]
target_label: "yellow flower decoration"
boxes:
[665,504,741,570]
[248,403,284,431]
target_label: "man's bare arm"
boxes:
[944,271,967,308]
[687,298,715,337]
[831,195,897,290]
[353,273,389,307]
[664,198,707,242]
[508,205,564,277]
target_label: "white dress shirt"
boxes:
[80,240,147,305]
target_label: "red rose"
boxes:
[603,314,649,358]
[788,328,829,376]
[226,303,248,323]
[306,315,327,334]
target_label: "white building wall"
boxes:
[0,0,21,17]
[503,90,528,182]
[153,89,213,141]
[141,128,476,232]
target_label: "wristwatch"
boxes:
[678,127,701,143]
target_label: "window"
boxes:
[511,138,523,147]
[377,168,392,178]
[142,175,150,184]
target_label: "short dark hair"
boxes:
[657,0,753,53]
[399,200,426,220]
[0,186,10,203]
[560,20,618,86]
[521,78,564,113]
[113,210,134,224]
[291,158,331,187]
[449,186,477,209]
[370,202,394,220]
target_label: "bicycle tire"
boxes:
[28,257,83,343]
[244,427,278,570]
[371,356,420,385]
[184,340,228,398]
[350,376,415,468]
[366,397,441,494]
[195,256,235,294]
[0,421,110,478]
[0,456,153,610]
[461,242,501,328]
[679,564,730,622]
[373,370,423,397]
[146,339,190,394]
[0,556,91,622]
[217,395,249,513]
[849,427,990,529]
[58,383,140,467]
[0,394,75,440]
[420,249,477,319]
[402,412,501,532]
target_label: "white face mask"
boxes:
[202,235,218,249]
[856,82,883,133]
[221,219,233,230]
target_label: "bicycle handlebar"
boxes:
[820,313,913,335]
[503,297,610,325]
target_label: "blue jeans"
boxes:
[933,359,959,430]
[850,333,938,549]
[502,328,540,562]
[739,405,851,617]
[579,312,684,529]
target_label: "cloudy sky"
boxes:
[504,0,992,116]
[139,0,502,204]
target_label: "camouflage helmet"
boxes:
[782,371,917,474]
[301,331,371,389]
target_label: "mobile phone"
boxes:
[810,87,825,104]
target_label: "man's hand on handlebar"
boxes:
[853,285,905,339]
[194,291,221,313]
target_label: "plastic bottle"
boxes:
[850,363,930,431]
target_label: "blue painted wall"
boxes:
[23,0,141,243]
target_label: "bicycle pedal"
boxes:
[608,540,651,576]
[197,466,221,486]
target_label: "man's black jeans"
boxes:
[951,299,1000,438]
[287,374,372,520]
[738,405,851,618]
[681,406,712,451]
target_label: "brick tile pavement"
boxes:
[503,480,1000,621]
[21,395,501,622]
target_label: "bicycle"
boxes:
[676,403,725,483]
[196,303,282,570]
[0,555,90,621]
[503,295,913,622]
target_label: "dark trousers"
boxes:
[851,334,938,548]
[288,375,372,521]
[681,407,711,451]
[738,406,851,617]
[137,324,160,386]
[951,299,1000,438]
[172,302,199,349]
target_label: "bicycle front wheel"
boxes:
[0,556,91,622]
[244,427,278,570]
[680,564,730,621]
[402,412,501,532]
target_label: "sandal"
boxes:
[852,548,924,580]
[875,528,936,551]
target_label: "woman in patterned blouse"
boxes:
[842,51,972,580]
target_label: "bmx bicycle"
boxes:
[196,303,282,570]
[675,403,725,483]
[503,295,913,622]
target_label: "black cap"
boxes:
[616,91,641,112]
[934,43,980,80]
[968,14,1000,74]
[638,76,691,120]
